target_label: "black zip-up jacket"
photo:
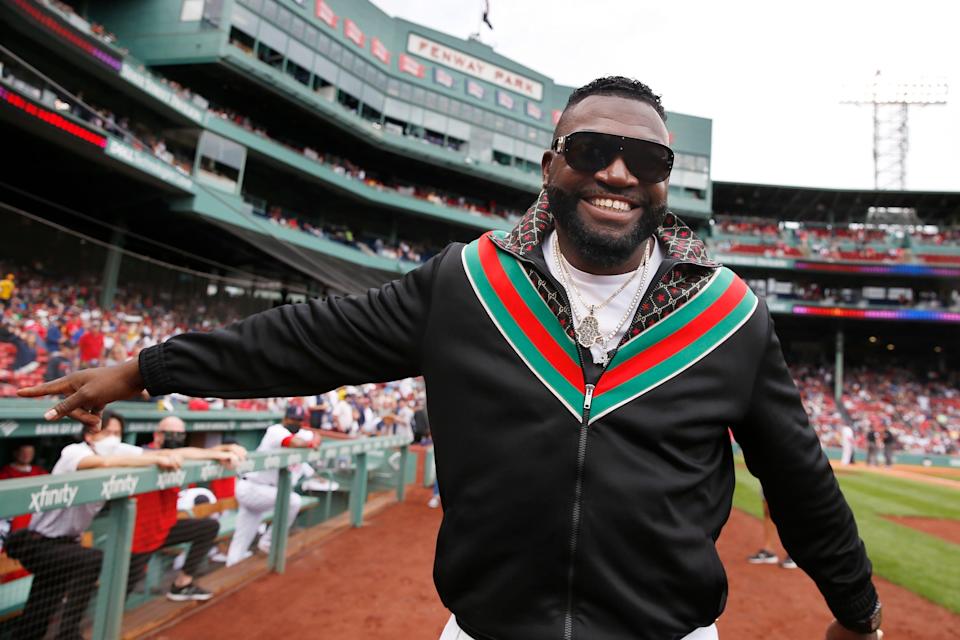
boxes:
[139,196,877,639]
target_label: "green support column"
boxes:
[396,445,410,502]
[268,468,293,574]
[92,497,136,640]
[349,452,368,527]
[423,447,435,488]
[123,431,137,445]
[834,326,845,404]
[100,227,125,309]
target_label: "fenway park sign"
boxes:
[406,33,543,101]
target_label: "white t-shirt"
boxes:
[333,399,358,433]
[543,231,663,364]
[29,440,142,539]
[243,424,314,486]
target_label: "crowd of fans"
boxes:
[789,363,959,457]
[911,227,960,247]
[0,266,430,442]
[210,106,523,222]
[40,0,129,54]
[0,65,194,176]
[0,266,250,399]
[761,281,960,311]
[841,366,959,457]
[711,216,960,264]
[247,196,437,264]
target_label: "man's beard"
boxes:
[545,185,667,270]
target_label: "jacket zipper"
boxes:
[502,242,677,640]
[563,382,594,640]
[508,251,595,640]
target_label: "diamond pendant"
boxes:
[575,313,601,348]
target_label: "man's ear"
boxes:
[541,150,555,189]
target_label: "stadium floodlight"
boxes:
[840,71,948,192]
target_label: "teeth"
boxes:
[588,197,631,212]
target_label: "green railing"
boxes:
[0,434,412,639]
[0,401,282,439]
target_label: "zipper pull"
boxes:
[583,384,595,411]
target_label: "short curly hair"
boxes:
[555,76,666,136]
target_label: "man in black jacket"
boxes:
[20,77,881,640]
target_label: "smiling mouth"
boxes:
[581,196,638,214]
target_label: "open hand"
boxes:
[17,360,145,427]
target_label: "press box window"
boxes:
[196,131,247,194]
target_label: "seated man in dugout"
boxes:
[124,415,247,601]
[4,411,183,640]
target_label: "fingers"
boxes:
[65,408,103,428]
[17,377,73,398]
[46,392,91,422]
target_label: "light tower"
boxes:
[841,71,948,191]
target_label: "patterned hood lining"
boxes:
[492,190,718,267]
[490,190,720,341]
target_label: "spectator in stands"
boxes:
[226,406,317,566]
[306,393,331,430]
[0,443,47,482]
[126,416,247,601]
[11,330,40,375]
[0,273,14,308]
[0,443,48,534]
[4,414,182,640]
[77,321,104,368]
[412,403,431,445]
[44,340,76,382]
[331,389,359,434]
[43,320,62,354]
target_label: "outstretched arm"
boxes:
[18,248,451,426]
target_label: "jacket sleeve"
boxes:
[138,245,453,398]
[731,303,878,627]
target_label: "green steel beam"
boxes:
[268,468,292,574]
[423,447,436,488]
[396,444,410,502]
[91,497,137,640]
[99,227,125,309]
[349,452,368,527]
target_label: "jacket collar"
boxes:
[491,190,719,268]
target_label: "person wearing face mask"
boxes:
[225,405,318,566]
[126,416,247,602]
[5,411,180,640]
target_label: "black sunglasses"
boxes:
[551,131,674,184]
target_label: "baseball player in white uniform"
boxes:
[226,405,318,566]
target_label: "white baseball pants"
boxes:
[438,615,718,639]
[226,479,301,566]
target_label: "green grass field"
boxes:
[733,463,960,614]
